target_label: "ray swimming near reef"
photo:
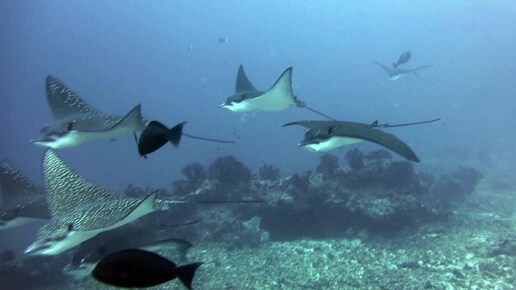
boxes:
[0,159,50,230]
[25,150,159,255]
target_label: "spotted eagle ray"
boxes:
[30,75,148,149]
[0,160,50,230]
[373,61,432,80]
[221,65,335,120]
[283,120,420,162]
[24,150,158,255]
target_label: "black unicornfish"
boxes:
[92,249,202,289]
[31,75,148,149]
[283,120,420,162]
[393,51,412,69]
[136,121,186,158]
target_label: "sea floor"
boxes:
[52,187,515,290]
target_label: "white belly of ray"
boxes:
[223,90,296,113]
[47,126,134,149]
[389,74,402,80]
[37,196,156,255]
[246,89,296,111]
[0,217,41,231]
[303,137,363,152]
[223,101,255,112]
[63,264,95,279]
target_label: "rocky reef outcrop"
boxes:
[126,149,483,245]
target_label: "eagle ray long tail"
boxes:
[182,133,235,144]
[295,97,336,121]
[303,106,337,121]
[372,118,441,129]
[162,199,264,204]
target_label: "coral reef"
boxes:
[429,166,483,210]
[316,153,340,180]
[172,163,208,195]
[208,155,252,188]
[239,216,270,248]
[173,148,483,241]
[0,254,70,290]
[345,148,365,171]
[258,163,281,181]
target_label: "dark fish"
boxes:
[137,121,186,158]
[92,249,202,289]
[393,51,412,69]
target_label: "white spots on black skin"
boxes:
[0,160,41,196]
[48,77,101,116]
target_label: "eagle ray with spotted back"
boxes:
[0,160,50,230]
[30,75,148,149]
[24,150,158,255]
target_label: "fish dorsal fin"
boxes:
[46,75,104,120]
[0,159,45,204]
[235,65,256,93]
[43,149,121,216]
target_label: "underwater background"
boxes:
[0,0,515,289]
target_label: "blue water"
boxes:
[0,2,515,288]
[0,0,513,189]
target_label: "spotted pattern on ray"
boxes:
[1,159,45,201]
[46,75,131,130]
[33,197,146,246]
[27,191,156,254]
[46,75,106,119]
[43,150,121,216]
[0,160,50,220]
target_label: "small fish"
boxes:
[136,121,186,158]
[92,249,202,289]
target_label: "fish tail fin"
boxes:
[168,122,187,147]
[175,262,202,290]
